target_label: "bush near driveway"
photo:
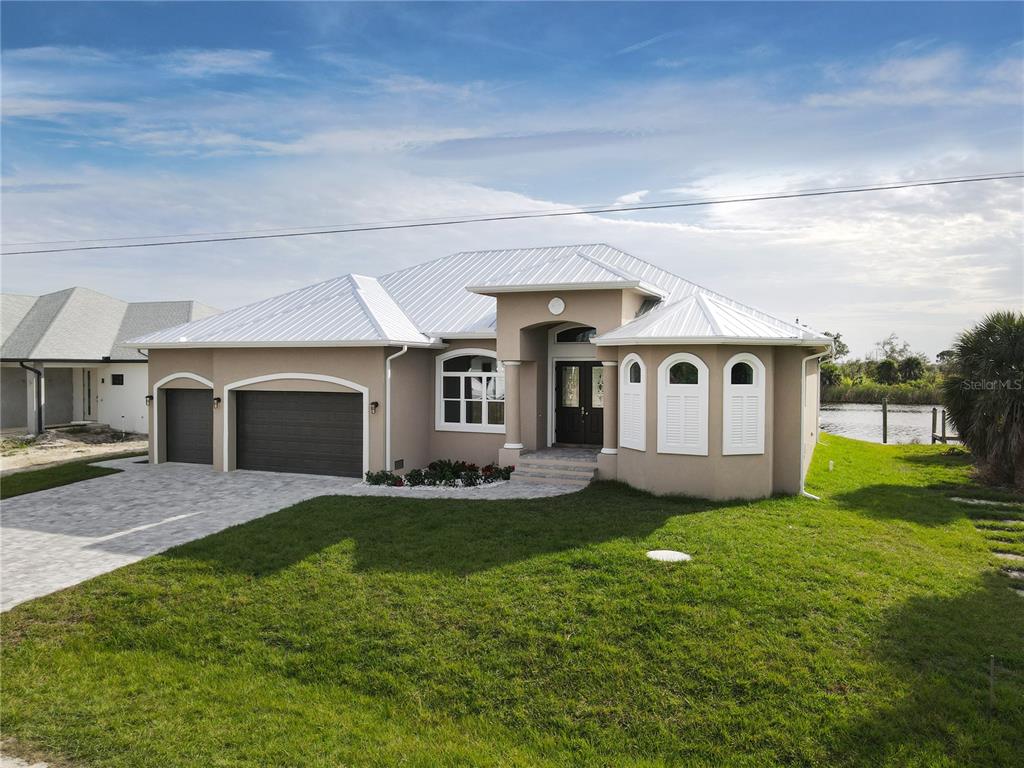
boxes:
[1,437,1022,767]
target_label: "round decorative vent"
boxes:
[548,297,565,316]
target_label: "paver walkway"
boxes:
[1,458,580,611]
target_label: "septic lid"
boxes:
[646,550,692,562]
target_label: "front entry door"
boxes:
[555,362,604,445]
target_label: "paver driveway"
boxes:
[1,458,578,611]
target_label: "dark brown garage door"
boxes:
[165,388,213,464]
[236,391,362,477]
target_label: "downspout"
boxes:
[19,361,43,435]
[384,345,409,471]
[799,348,831,500]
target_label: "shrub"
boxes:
[460,469,482,487]
[941,311,1024,488]
[405,468,426,486]
[481,463,514,482]
[364,470,403,486]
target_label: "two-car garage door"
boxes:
[163,388,362,477]
[236,391,362,477]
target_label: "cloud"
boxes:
[160,49,274,77]
[807,48,1022,107]
[615,30,682,56]
[1,46,115,66]
[614,190,649,205]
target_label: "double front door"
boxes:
[555,361,604,445]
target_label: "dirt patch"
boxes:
[0,425,148,473]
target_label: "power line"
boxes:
[3,171,1021,256]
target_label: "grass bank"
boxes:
[823,381,942,404]
[0,452,144,499]
[1,437,1021,767]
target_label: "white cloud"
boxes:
[614,190,649,205]
[160,49,274,77]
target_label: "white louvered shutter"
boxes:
[723,358,764,455]
[620,358,646,451]
[658,355,708,455]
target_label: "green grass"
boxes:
[2,437,1022,767]
[0,452,145,499]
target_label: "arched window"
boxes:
[619,353,646,451]
[723,353,765,455]
[555,326,597,343]
[657,353,708,455]
[436,349,505,433]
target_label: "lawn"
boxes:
[0,453,144,499]
[1,437,1021,767]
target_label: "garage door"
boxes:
[236,390,362,477]
[165,388,213,464]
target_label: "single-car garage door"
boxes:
[236,390,362,477]
[165,388,213,464]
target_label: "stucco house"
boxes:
[128,244,831,499]
[1,287,218,435]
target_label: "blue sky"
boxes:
[2,2,1022,355]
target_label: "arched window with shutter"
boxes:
[722,352,765,455]
[619,353,646,451]
[657,353,708,455]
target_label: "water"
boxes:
[819,403,945,445]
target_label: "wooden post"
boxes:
[882,397,888,444]
[941,409,947,443]
[931,407,938,444]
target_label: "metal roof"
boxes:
[130,274,435,348]
[127,243,828,349]
[0,288,219,361]
[466,250,666,297]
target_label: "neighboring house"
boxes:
[1,288,219,435]
[128,244,831,499]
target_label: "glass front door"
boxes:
[555,362,604,444]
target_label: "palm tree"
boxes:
[941,311,1024,488]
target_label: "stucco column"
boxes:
[598,361,618,480]
[498,360,523,466]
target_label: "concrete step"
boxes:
[510,471,592,488]
[516,455,599,471]
[514,461,596,478]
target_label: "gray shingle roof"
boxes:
[0,287,219,361]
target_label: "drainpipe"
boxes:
[799,348,831,500]
[384,345,409,471]
[19,361,44,435]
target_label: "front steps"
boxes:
[510,448,599,489]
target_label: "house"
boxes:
[1,287,219,435]
[127,244,831,499]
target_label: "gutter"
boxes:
[384,345,409,471]
[799,347,832,500]
[19,361,43,435]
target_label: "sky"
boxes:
[1,1,1022,358]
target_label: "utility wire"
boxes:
[3,171,1021,256]
[4,171,1014,248]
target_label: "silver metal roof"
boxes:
[0,287,218,361]
[131,274,434,348]
[127,243,828,348]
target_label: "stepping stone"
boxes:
[1002,569,1024,581]
[994,551,1024,562]
[646,550,692,562]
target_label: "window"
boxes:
[555,326,597,343]
[436,350,505,433]
[111,373,124,386]
[723,353,765,455]
[619,353,646,451]
[658,353,708,455]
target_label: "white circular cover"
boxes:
[646,550,692,562]
[548,297,565,315]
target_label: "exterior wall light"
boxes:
[144,395,154,406]
[213,397,222,409]
[370,401,379,414]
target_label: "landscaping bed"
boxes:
[1,425,147,473]
[1,436,1021,767]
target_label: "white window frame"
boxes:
[657,352,709,456]
[619,353,646,451]
[722,352,765,455]
[435,348,506,434]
